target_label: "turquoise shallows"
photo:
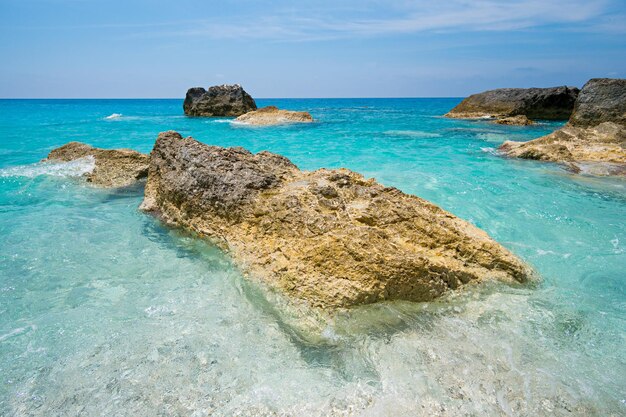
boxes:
[0,99,624,415]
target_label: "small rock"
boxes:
[46,142,149,187]
[493,115,534,126]
[183,84,256,117]
[234,106,314,126]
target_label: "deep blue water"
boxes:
[0,99,624,416]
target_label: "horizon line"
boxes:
[0,96,465,100]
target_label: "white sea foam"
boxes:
[0,324,36,343]
[383,130,442,138]
[230,120,291,127]
[105,113,123,120]
[144,305,176,317]
[229,120,268,127]
[476,132,509,143]
[0,157,95,179]
[610,238,623,254]
[573,162,626,177]
[480,147,498,155]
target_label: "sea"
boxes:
[0,98,624,416]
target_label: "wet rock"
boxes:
[499,79,626,176]
[234,106,314,125]
[140,131,533,310]
[47,142,149,187]
[445,86,579,121]
[183,84,257,117]
[493,115,534,126]
[500,123,625,162]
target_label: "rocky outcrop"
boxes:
[234,106,314,126]
[445,86,579,122]
[499,123,625,163]
[141,131,533,310]
[47,142,149,187]
[183,84,257,117]
[499,79,626,175]
[568,78,626,127]
[493,115,534,126]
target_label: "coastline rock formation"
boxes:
[234,106,314,126]
[493,115,534,126]
[568,78,626,127]
[183,84,257,117]
[47,142,149,187]
[445,86,579,124]
[140,131,533,309]
[499,78,626,176]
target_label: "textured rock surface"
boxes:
[445,86,579,121]
[47,142,149,187]
[568,78,626,127]
[234,106,314,125]
[183,84,257,117]
[141,131,532,309]
[493,115,534,126]
[500,79,626,175]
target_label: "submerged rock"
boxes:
[183,84,257,117]
[499,78,626,175]
[234,106,314,126]
[445,86,579,122]
[47,142,149,187]
[140,131,533,310]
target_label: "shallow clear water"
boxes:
[0,99,624,416]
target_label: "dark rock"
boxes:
[569,78,626,127]
[499,78,626,175]
[183,84,257,117]
[445,86,579,120]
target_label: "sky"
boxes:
[0,0,625,98]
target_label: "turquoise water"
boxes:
[0,99,624,416]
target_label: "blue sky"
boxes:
[0,0,624,98]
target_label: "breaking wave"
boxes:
[480,147,499,155]
[0,156,95,178]
[105,113,123,120]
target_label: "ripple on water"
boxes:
[0,99,624,416]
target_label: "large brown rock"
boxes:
[183,84,257,117]
[234,106,314,126]
[445,86,579,122]
[140,131,532,310]
[499,79,626,176]
[47,142,149,187]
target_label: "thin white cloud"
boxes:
[337,1,607,34]
[144,0,615,41]
[11,0,621,40]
